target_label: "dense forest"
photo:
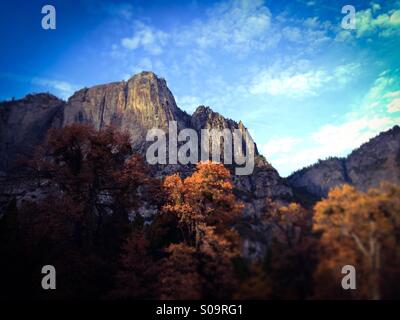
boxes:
[0,125,399,300]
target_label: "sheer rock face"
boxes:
[0,93,65,173]
[63,71,190,150]
[63,75,293,213]
[288,125,400,198]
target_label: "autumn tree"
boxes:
[197,224,240,299]
[313,183,400,299]
[0,124,154,298]
[162,161,243,247]
[108,231,159,299]
[261,201,317,299]
[156,162,243,299]
[158,243,202,299]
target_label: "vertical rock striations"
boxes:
[63,72,191,151]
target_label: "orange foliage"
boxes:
[162,161,243,247]
[197,224,240,299]
[158,162,243,299]
[313,183,400,299]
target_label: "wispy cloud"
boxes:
[358,69,400,116]
[121,22,169,55]
[31,77,78,99]
[262,137,302,158]
[0,72,78,100]
[388,98,400,113]
[337,5,400,40]
[356,7,400,38]
[178,0,275,54]
[249,62,360,98]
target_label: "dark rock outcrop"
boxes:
[287,125,400,199]
[0,93,65,173]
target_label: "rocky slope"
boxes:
[0,72,292,216]
[287,125,400,199]
[0,93,65,174]
[1,72,399,259]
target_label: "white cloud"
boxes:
[333,63,361,85]
[121,22,168,55]
[112,0,336,62]
[311,117,394,148]
[388,98,400,113]
[177,0,276,54]
[249,62,360,98]
[250,69,326,97]
[372,3,381,13]
[262,137,302,157]
[281,26,302,42]
[336,5,400,41]
[356,7,400,38]
[385,90,400,98]
[269,116,400,176]
[281,20,331,46]
[358,70,400,116]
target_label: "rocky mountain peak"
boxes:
[0,72,293,229]
[63,72,190,148]
[191,105,238,131]
[192,105,213,115]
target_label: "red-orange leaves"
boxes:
[162,161,243,246]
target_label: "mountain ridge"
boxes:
[1,72,399,211]
[0,72,292,220]
[287,125,400,199]
[1,72,399,259]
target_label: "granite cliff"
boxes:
[0,72,292,220]
[2,72,399,212]
[1,72,399,259]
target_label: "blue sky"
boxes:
[0,0,399,176]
